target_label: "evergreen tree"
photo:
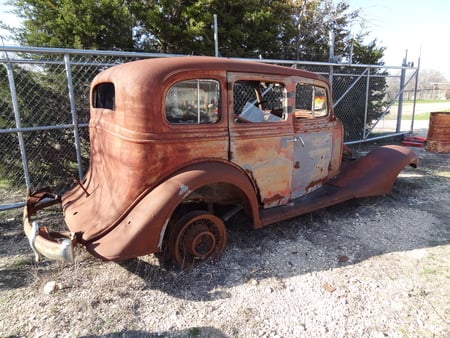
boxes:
[292,0,358,61]
[332,34,388,139]
[10,0,135,50]
[3,0,388,145]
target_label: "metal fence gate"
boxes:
[0,46,419,209]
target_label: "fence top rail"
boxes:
[0,45,418,72]
[0,45,182,59]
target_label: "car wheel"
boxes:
[167,210,227,268]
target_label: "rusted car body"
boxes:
[24,56,417,267]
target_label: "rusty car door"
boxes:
[291,81,342,199]
[227,72,294,208]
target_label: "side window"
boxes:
[165,79,220,124]
[233,80,287,123]
[93,83,115,110]
[295,83,328,118]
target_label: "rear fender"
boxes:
[331,145,418,197]
[86,161,260,260]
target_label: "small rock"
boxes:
[43,281,62,295]
[265,287,274,294]
[322,282,337,293]
[249,278,258,286]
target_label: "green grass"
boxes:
[385,101,450,120]
[0,178,9,189]
[401,99,450,104]
[9,257,30,270]
[414,112,431,120]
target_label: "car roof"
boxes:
[92,56,327,86]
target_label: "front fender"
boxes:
[85,161,260,261]
[331,145,418,198]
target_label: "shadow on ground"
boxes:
[1,147,449,300]
[80,327,228,338]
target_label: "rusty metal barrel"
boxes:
[426,112,450,153]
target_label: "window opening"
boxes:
[93,82,115,110]
[295,83,328,118]
[165,79,220,124]
[233,80,287,123]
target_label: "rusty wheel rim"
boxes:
[168,211,227,268]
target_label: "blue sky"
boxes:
[347,0,450,79]
[1,0,449,80]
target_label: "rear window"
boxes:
[92,83,115,110]
[165,79,220,124]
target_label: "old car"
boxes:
[24,56,417,268]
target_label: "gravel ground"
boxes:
[0,146,449,338]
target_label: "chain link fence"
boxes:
[0,46,419,209]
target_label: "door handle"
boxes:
[287,136,305,147]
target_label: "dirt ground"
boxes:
[0,145,449,338]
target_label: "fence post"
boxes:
[410,57,421,133]
[5,61,31,189]
[396,52,407,133]
[363,67,371,140]
[328,27,335,88]
[213,14,219,57]
[64,53,84,180]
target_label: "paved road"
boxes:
[373,119,429,137]
[392,101,450,116]
[373,101,450,137]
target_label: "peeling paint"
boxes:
[179,184,190,196]
[158,219,170,249]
